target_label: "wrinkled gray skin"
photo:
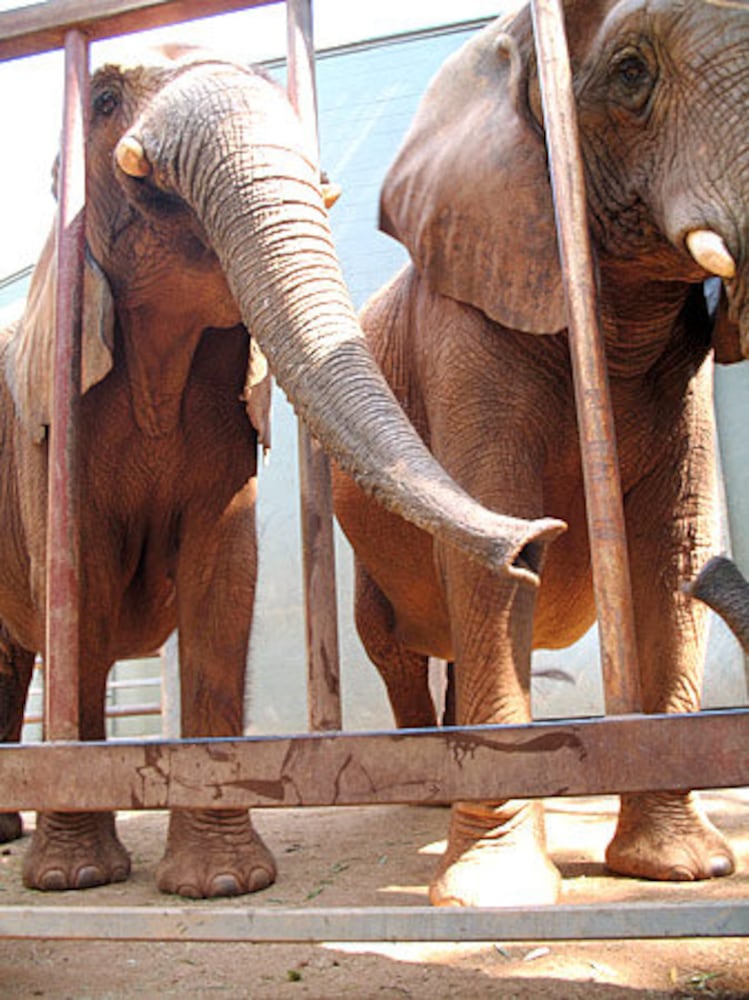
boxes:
[0,48,560,898]
[688,556,749,652]
[333,0,747,907]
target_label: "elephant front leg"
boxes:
[157,490,276,899]
[157,809,275,898]
[23,664,131,890]
[0,625,35,843]
[605,442,735,882]
[23,812,130,890]
[430,555,560,908]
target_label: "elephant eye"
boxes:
[93,88,120,117]
[610,47,655,113]
[618,56,648,87]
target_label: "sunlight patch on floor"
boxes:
[418,839,447,856]
[376,883,429,897]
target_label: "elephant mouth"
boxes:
[120,187,220,276]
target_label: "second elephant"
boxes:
[333,0,745,907]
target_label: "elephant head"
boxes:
[4,46,563,580]
[381,0,749,357]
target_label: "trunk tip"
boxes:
[476,515,566,586]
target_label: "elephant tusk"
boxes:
[322,182,342,210]
[320,170,342,211]
[115,135,151,178]
[686,229,736,280]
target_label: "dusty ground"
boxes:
[0,790,746,999]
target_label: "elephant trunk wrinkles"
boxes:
[142,67,565,579]
[687,556,749,653]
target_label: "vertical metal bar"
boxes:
[530,0,642,714]
[160,634,181,739]
[44,29,88,740]
[286,0,342,731]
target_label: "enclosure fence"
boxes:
[0,0,746,943]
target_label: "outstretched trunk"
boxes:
[124,62,564,580]
[687,555,749,653]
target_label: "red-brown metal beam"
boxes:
[286,0,342,731]
[1,710,747,811]
[531,0,642,714]
[0,0,276,61]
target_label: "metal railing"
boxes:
[22,652,171,742]
[0,0,746,944]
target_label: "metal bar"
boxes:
[1,710,746,811]
[44,29,88,742]
[0,0,277,62]
[106,678,161,690]
[24,704,161,726]
[530,0,642,715]
[1,901,747,942]
[286,0,342,732]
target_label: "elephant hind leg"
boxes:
[354,563,436,729]
[0,624,35,843]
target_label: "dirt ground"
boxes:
[0,790,746,999]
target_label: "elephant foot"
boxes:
[23,812,131,890]
[0,812,23,843]
[156,809,277,898]
[429,799,561,907]
[606,791,735,882]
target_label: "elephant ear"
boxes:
[380,12,566,334]
[242,336,272,459]
[7,224,115,443]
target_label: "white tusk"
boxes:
[686,229,736,280]
[115,136,151,178]
[322,181,342,210]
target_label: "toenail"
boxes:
[177,883,202,898]
[667,866,695,881]
[75,865,107,889]
[209,874,242,897]
[249,868,272,892]
[39,869,67,891]
[710,855,735,878]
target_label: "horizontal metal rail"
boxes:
[2,901,747,942]
[1,710,747,812]
[24,703,162,727]
[24,658,164,731]
[0,0,274,60]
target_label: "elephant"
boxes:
[0,46,562,898]
[332,0,748,908]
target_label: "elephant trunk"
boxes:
[686,555,749,653]
[127,62,564,579]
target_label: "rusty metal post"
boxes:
[44,28,88,740]
[286,0,342,732]
[530,0,642,714]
